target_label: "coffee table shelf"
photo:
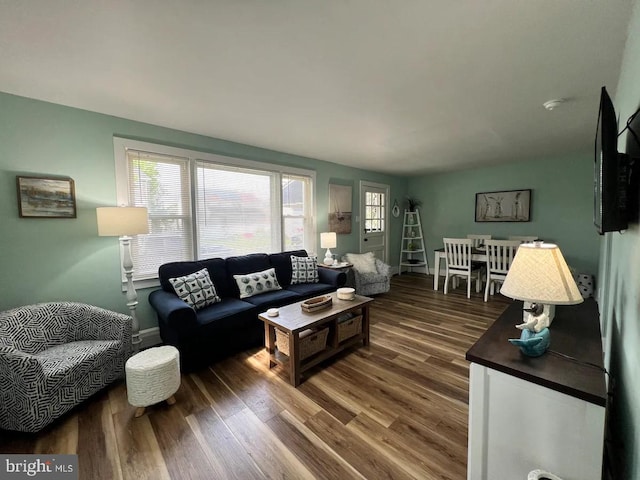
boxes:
[258,292,374,386]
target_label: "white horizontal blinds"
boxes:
[365,191,385,232]
[195,161,278,258]
[282,173,312,252]
[127,149,192,279]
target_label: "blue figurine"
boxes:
[509,327,550,357]
[508,304,551,357]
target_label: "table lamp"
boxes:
[500,242,583,356]
[320,232,337,265]
[97,206,149,351]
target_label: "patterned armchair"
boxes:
[0,302,132,432]
[343,253,391,296]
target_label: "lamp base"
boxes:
[522,302,556,324]
[323,248,334,265]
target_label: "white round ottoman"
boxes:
[126,345,181,418]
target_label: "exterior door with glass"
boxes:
[359,181,389,262]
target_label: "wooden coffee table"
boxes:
[258,292,374,386]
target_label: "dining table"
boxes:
[433,247,488,290]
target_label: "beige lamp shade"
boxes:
[320,232,337,249]
[96,207,149,236]
[500,242,583,305]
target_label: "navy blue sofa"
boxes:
[148,250,345,371]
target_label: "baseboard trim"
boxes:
[139,327,162,348]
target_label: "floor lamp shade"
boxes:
[96,207,149,236]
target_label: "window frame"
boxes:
[113,137,316,288]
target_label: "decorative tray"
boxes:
[301,295,333,313]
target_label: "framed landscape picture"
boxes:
[475,189,531,222]
[16,176,77,218]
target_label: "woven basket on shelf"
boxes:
[337,314,362,342]
[276,327,329,359]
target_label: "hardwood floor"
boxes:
[0,274,510,479]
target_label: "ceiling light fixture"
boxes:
[543,99,565,111]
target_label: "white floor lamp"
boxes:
[97,206,149,351]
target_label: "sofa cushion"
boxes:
[226,253,271,295]
[291,255,319,284]
[233,268,282,299]
[269,249,308,287]
[159,258,232,298]
[241,288,301,308]
[194,298,256,328]
[287,282,335,297]
[169,268,221,310]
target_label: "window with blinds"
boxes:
[195,161,279,258]
[282,174,313,251]
[114,137,316,283]
[126,150,193,279]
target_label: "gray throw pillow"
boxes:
[290,255,319,284]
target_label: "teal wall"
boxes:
[407,152,600,276]
[0,92,407,330]
[599,0,640,476]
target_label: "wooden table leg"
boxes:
[362,305,370,346]
[290,331,301,387]
[264,322,276,368]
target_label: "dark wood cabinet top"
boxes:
[466,298,607,406]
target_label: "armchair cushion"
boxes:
[343,256,391,296]
[346,252,378,274]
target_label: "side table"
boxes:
[317,262,353,272]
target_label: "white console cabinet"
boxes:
[466,300,606,480]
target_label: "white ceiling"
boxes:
[0,0,634,175]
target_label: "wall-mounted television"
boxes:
[594,86,630,234]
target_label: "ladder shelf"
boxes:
[399,208,429,275]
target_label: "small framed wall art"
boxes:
[475,189,531,222]
[16,175,77,218]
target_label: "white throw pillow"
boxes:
[346,252,378,274]
[169,268,221,310]
[290,255,320,284]
[233,267,282,299]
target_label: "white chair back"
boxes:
[443,238,484,298]
[508,235,538,243]
[467,234,492,248]
[484,239,521,301]
[444,238,474,271]
[486,240,520,274]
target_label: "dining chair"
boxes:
[508,235,538,243]
[484,239,521,302]
[443,238,484,299]
[466,234,492,248]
